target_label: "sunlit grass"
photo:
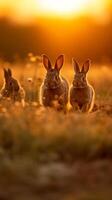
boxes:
[0,59,112,160]
[0,59,112,199]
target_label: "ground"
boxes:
[0,60,112,200]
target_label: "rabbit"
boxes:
[40,55,69,110]
[0,68,25,107]
[70,59,95,113]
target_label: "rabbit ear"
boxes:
[55,55,64,71]
[42,54,52,71]
[81,59,91,73]
[72,58,80,73]
[8,68,12,77]
[3,68,9,80]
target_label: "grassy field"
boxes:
[0,60,112,200]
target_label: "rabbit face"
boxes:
[42,54,64,89]
[45,69,61,89]
[73,72,87,88]
[5,78,19,96]
[72,59,91,88]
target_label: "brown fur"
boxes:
[70,59,95,113]
[40,55,69,110]
[0,68,25,106]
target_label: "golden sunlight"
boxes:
[0,0,110,23]
[38,0,90,17]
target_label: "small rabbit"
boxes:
[70,59,95,113]
[40,55,69,110]
[0,68,25,106]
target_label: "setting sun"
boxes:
[0,0,110,22]
[38,0,90,17]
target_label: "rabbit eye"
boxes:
[83,77,85,81]
[56,75,59,80]
[9,82,13,86]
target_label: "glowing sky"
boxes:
[0,0,111,23]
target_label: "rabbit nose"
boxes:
[53,77,56,82]
[51,82,55,87]
[49,81,54,86]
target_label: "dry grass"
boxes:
[0,60,112,199]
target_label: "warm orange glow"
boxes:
[0,0,111,23]
[37,0,90,17]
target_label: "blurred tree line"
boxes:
[0,16,112,63]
